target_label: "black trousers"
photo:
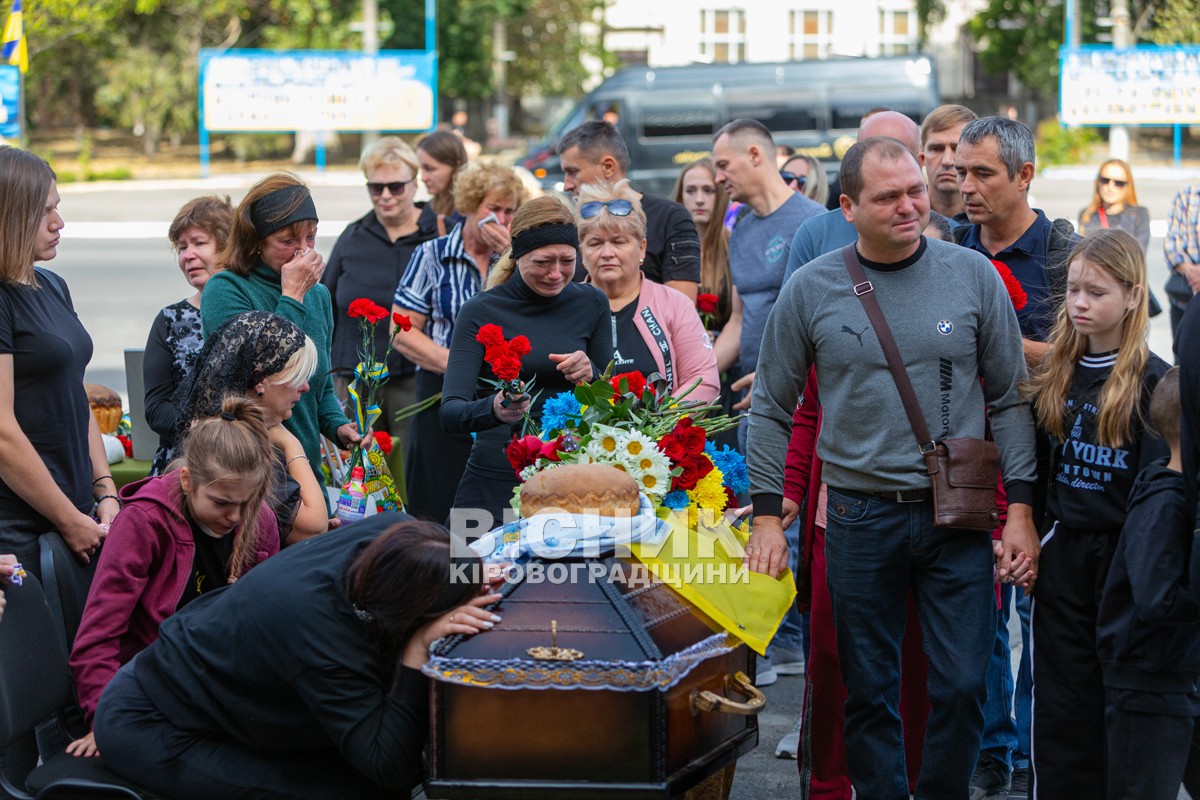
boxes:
[94,665,400,800]
[404,370,473,525]
[1106,702,1200,800]
[1031,522,1119,800]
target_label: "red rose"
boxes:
[373,430,393,455]
[348,298,388,322]
[392,312,412,332]
[672,417,707,455]
[611,371,649,397]
[506,434,544,474]
[539,435,565,463]
[672,453,714,491]
[658,433,688,463]
[476,324,506,348]
[508,335,532,358]
[696,293,719,314]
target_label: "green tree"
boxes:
[1146,0,1200,43]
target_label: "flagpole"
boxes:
[16,63,23,146]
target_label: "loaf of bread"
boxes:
[520,463,641,518]
[85,384,123,434]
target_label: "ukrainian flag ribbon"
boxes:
[348,362,388,434]
[2,0,27,74]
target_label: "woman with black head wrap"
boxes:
[177,311,331,545]
[201,174,359,501]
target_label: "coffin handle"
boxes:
[690,671,766,716]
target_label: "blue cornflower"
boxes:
[662,490,691,510]
[540,392,582,436]
[705,443,750,496]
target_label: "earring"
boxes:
[256,388,264,396]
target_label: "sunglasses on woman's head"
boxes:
[780,171,807,187]
[367,180,412,197]
[1098,176,1128,189]
[579,199,634,219]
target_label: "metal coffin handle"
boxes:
[690,671,766,716]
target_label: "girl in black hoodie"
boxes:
[1024,229,1170,799]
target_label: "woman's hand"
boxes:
[95,496,121,527]
[492,391,530,424]
[65,730,100,758]
[61,511,107,564]
[336,423,362,450]
[402,592,503,669]
[477,220,512,254]
[280,248,325,302]
[549,351,592,384]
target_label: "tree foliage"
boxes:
[1146,0,1200,43]
[17,0,603,150]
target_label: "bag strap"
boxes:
[839,244,934,453]
[1097,207,1109,228]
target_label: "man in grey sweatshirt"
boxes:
[744,136,1040,799]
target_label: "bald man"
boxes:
[784,110,951,280]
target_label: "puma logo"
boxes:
[841,325,868,347]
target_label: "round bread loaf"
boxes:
[84,383,123,434]
[520,463,640,518]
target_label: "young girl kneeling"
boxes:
[67,395,281,757]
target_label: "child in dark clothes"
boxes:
[1097,367,1200,800]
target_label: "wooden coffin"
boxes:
[424,555,761,799]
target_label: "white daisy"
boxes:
[635,464,672,499]
[617,430,658,463]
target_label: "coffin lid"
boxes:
[423,554,739,692]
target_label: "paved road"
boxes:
[51,169,1197,797]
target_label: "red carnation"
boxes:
[373,431,393,455]
[611,371,650,398]
[539,435,565,463]
[506,434,544,474]
[348,297,388,323]
[392,312,412,332]
[476,324,506,348]
[696,293,719,315]
[989,260,1028,311]
[723,486,738,511]
[509,335,532,358]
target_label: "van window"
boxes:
[727,95,822,132]
[639,94,717,140]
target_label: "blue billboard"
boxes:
[0,65,18,141]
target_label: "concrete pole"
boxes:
[1109,0,1131,160]
[362,0,380,149]
[492,18,510,141]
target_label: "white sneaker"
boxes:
[756,655,779,687]
[771,646,806,676]
[775,715,801,759]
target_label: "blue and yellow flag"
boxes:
[2,0,27,74]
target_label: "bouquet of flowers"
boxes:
[503,368,746,521]
[332,298,438,512]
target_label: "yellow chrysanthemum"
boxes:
[687,464,727,512]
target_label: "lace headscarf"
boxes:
[174,311,306,441]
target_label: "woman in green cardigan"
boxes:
[202,173,359,495]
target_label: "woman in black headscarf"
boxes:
[176,311,331,545]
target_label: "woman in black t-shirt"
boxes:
[0,147,112,574]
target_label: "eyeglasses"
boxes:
[780,171,807,187]
[367,180,413,196]
[1098,176,1128,189]
[579,199,634,219]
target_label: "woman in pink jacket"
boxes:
[576,181,719,402]
[66,395,280,758]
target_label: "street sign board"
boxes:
[1060,45,1200,126]
[0,65,18,141]
[199,49,437,133]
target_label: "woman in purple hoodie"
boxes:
[66,395,281,758]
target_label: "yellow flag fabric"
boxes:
[2,0,27,74]
[629,508,797,656]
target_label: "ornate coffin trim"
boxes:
[421,631,739,692]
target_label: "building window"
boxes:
[700,9,746,64]
[878,8,917,55]
[789,9,833,60]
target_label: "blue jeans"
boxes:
[769,518,805,655]
[825,488,994,800]
[979,584,1033,771]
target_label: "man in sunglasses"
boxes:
[557,121,700,301]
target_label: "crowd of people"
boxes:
[1,100,1200,799]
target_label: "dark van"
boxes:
[520,54,940,198]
